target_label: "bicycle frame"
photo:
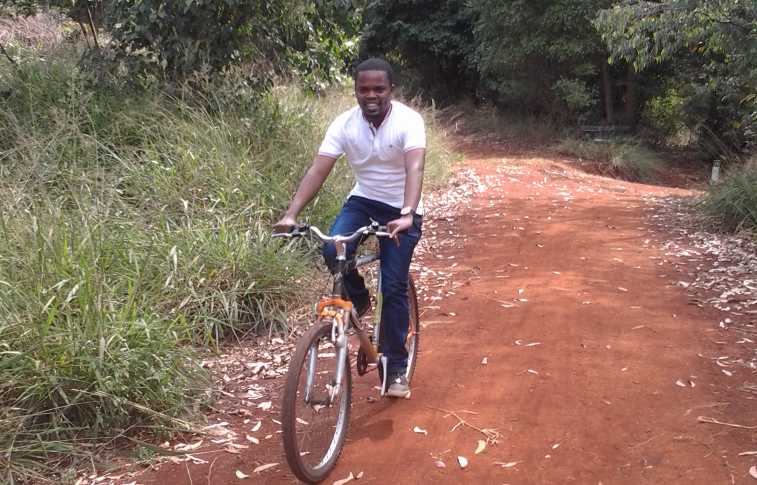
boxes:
[309,238,386,403]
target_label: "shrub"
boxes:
[697,167,757,233]
[554,138,661,183]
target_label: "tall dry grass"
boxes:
[0,33,455,481]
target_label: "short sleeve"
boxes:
[318,117,345,159]
[402,111,426,153]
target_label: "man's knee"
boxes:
[383,279,410,300]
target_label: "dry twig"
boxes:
[698,415,757,429]
[428,406,501,445]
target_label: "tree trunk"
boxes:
[602,61,615,125]
[77,20,91,48]
[624,61,636,129]
[87,7,99,48]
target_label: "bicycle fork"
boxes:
[304,310,350,406]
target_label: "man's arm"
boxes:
[386,147,425,238]
[273,154,338,233]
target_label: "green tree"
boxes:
[596,0,757,148]
[360,0,478,101]
[99,0,362,83]
[471,0,615,123]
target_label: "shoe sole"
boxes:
[386,389,411,399]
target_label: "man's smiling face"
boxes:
[355,70,393,126]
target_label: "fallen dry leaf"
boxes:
[475,440,486,454]
[174,440,203,451]
[332,472,354,485]
[357,471,364,479]
[750,466,757,479]
[434,460,446,468]
[253,463,279,474]
[252,420,262,432]
[245,434,259,444]
[235,470,249,479]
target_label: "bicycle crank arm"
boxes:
[379,355,389,397]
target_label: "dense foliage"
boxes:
[596,0,757,150]
[471,0,613,121]
[360,0,477,101]
[102,0,362,83]
[1,0,362,85]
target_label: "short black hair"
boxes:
[354,58,394,86]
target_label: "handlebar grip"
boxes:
[272,223,309,238]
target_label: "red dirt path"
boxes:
[110,153,757,485]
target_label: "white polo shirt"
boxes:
[318,101,426,213]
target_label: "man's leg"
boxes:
[322,197,371,311]
[379,212,422,394]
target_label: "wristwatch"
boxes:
[400,206,414,216]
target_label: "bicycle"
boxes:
[273,222,420,483]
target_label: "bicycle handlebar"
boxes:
[272,223,395,244]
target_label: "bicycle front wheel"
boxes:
[281,323,351,483]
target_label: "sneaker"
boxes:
[386,373,411,398]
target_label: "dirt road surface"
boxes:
[110,153,757,485]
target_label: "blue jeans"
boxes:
[322,196,422,375]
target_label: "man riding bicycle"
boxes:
[274,58,425,398]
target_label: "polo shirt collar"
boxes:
[363,102,393,130]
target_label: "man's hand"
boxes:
[386,213,414,239]
[274,215,298,234]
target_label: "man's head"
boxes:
[354,58,394,126]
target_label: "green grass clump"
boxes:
[553,138,661,183]
[697,167,757,233]
[0,41,454,481]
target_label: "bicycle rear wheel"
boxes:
[282,323,351,483]
[378,274,420,383]
[405,274,420,382]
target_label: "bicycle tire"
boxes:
[378,274,421,384]
[281,323,351,483]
